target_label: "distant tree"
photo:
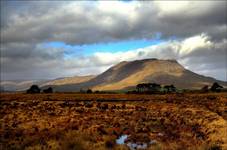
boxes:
[87,89,92,94]
[136,83,161,93]
[170,85,176,92]
[27,85,40,94]
[201,85,209,93]
[148,83,161,93]
[163,85,176,93]
[43,87,53,93]
[210,82,223,92]
[136,83,145,93]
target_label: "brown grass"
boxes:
[0,92,226,150]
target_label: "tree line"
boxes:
[26,85,53,94]
[134,83,176,94]
[136,83,176,94]
[133,82,224,94]
[26,82,224,94]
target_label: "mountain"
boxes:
[1,59,226,92]
[52,59,227,92]
[0,75,95,92]
[0,80,47,92]
[40,75,96,87]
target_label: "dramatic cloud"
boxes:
[64,34,226,80]
[2,1,226,44]
[0,1,226,81]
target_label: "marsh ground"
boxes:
[0,93,227,150]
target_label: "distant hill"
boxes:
[0,75,95,92]
[1,59,226,92]
[0,80,46,92]
[52,59,227,92]
[40,75,96,87]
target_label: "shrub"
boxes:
[209,145,221,150]
[105,140,115,149]
[60,132,86,150]
[210,82,223,92]
[26,85,40,94]
[87,89,92,94]
[43,87,53,93]
[201,85,209,93]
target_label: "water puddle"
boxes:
[126,142,148,149]
[116,134,156,150]
[116,134,128,144]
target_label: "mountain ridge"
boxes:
[51,58,227,92]
[0,75,95,91]
[1,58,226,92]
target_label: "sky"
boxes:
[0,0,227,81]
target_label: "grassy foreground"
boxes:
[0,93,227,150]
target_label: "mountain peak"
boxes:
[117,58,179,65]
[90,58,226,91]
[166,59,178,63]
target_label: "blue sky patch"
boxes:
[42,39,164,59]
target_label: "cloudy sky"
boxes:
[0,1,226,81]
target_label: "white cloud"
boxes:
[180,33,212,55]
[154,1,223,18]
[154,1,190,15]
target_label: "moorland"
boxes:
[0,92,227,150]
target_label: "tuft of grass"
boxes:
[60,131,87,150]
[207,144,222,150]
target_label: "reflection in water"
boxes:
[127,142,148,149]
[116,134,128,144]
[116,134,156,150]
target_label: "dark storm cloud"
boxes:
[1,42,64,61]
[1,1,226,44]
[0,1,226,81]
